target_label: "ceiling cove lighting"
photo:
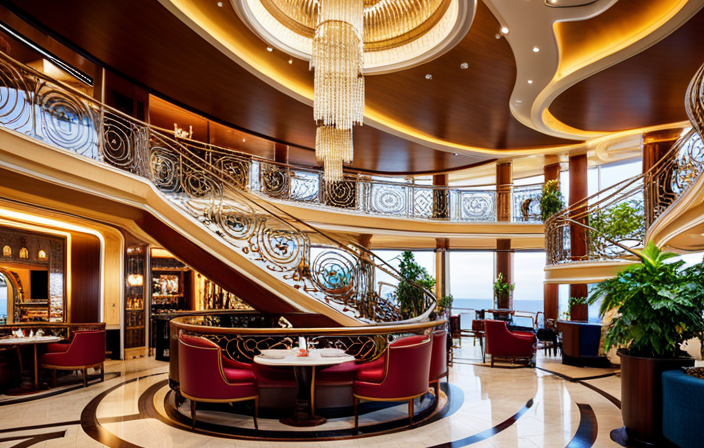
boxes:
[236,0,466,181]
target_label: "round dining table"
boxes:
[254,349,355,426]
[0,335,62,389]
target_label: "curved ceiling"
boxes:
[4,0,704,174]
[550,3,704,132]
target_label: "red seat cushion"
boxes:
[253,364,296,387]
[222,367,257,383]
[46,343,70,353]
[221,356,253,371]
[356,366,385,383]
[317,361,359,384]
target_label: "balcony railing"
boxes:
[0,52,438,323]
[546,61,704,266]
[188,145,544,223]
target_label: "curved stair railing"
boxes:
[0,52,436,324]
[546,62,704,266]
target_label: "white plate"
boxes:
[319,348,346,358]
[259,349,290,359]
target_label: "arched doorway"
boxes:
[0,268,24,324]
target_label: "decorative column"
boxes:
[496,162,512,222]
[496,239,514,312]
[569,153,588,301]
[433,174,450,219]
[435,238,450,301]
[642,128,683,225]
[543,157,561,323]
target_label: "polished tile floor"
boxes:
[0,343,660,447]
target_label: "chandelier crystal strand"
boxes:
[311,0,364,181]
[316,126,353,181]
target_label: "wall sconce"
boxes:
[2,245,10,257]
[38,249,47,260]
[127,274,144,286]
[19,247,28,259]
[174,123,193,139]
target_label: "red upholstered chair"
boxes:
[429,330,448,394]
[484,320,536,367]
[352,335,432,428]
[179,334,254,375]
[178,335,259,429]
[41,330,105,387]
[355,334,428,382]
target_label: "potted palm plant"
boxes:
[588,242,704,445]
[493,273,514,320]
[395,251,436,319]
[539,179,565,221]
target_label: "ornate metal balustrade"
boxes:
[202,146,541,223]
[546,62,704,266]
[0,52,437,323]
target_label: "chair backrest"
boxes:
[178,336,231,400]
[382,336,432,398]
[69,331,105,366]
[429,330,448,381]
[484,319,510,354]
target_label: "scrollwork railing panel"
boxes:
[546,61,704,266]
[0,52,437,323]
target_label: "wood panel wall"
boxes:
[70,233,101,323]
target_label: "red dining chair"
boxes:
[484,320,536,367]
[178,335,259,429]
[178,334,254,374]
[353,335,432,428]
[429,330,448,394]
[41,330,105,387]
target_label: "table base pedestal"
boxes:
[279,365,327,427]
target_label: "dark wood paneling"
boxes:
[3,0,574,175]
[70,233,101,323]
[551,7,704,131]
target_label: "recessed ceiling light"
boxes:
[500,27,509,35]
[515,100,522,103]
[288,58,293,64]
[217,1,223,6]
[243,139,246,142]
[527,80,533,84]
[267,47,273,52]
[533,46,540,53]
[460,62,468,70]
[425,74,432,80]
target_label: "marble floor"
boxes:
[0,343,640,447]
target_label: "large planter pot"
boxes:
[569,304,588,322]
[617,351,694,446]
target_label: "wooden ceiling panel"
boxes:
[5,0,571,176]
[550,7,704,132]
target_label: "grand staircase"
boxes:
[545,62,704,283]
[0,52,434,326]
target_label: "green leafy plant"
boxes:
[588,199,645,255]
[493,272,514,309]
[395,251,436,319]
[539,179,565,221]
[437,294,454,314]
[588,241,704,358]
[568,296,588,307]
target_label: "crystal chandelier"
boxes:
[235,0,469,180]
[311,0,364,181]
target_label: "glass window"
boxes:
[373,250,435,295]
[514,174,543,186]
[448,251,494,312]
[0,274,7,324]
[513,252,545,314]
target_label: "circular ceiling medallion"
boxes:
[232,0,476,74]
